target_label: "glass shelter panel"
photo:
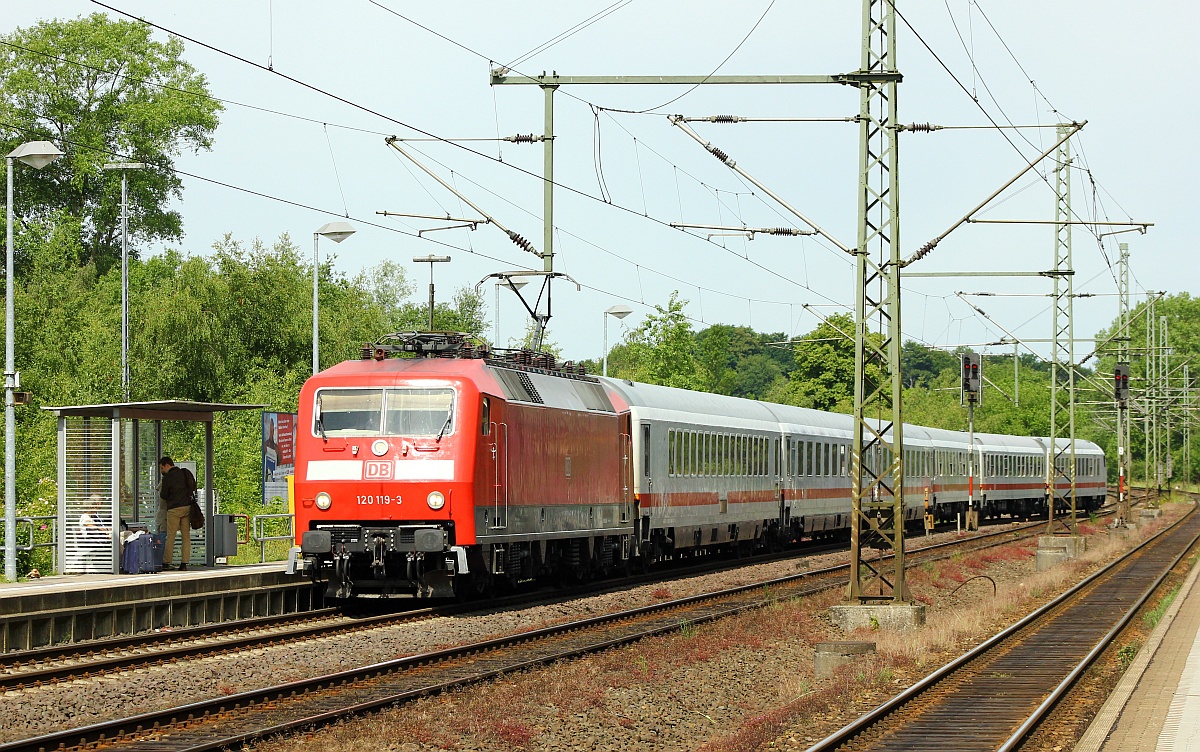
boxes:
[60,417,117,574]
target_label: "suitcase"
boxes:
[122,532,165,574]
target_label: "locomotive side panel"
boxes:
[476,398,629,543]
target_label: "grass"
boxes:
[1116,641,1140,670]
[1144,585,1180,630]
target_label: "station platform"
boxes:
[1077,545,1200,751]
[0,563,321,652]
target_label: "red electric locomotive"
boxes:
[294,333,635,598]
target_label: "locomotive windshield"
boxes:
[314,387,455,437]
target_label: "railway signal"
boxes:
[961,353,982,405]
[1113,362,1130,405]
[961,352,982,530]
[1114,361,1131,527]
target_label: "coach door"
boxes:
[620,415,633,523]
[488,400,509,530]
[641,422,657,508]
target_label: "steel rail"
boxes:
[803,499,1197,752]
[997,504,1199,751]
[0,543,822,691]
[0,514,1059,752]
[0,505,1063,693]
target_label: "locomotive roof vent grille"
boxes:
[576,381,615,412]
[494,368,544,404]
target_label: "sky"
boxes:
[4,1,1195,365]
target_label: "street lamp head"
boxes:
[316,221,355,243]
[413,255,451,263]
[606,304,634,319]
[102,162,147,171]
[7,141,64,170]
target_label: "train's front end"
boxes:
[294,352,485,598]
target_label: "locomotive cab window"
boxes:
[384,388,455,437]
[313,389,383,436]
[312,387,456,438]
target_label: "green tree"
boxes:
[768,314,861,412]
[901,341,957,388]
[610,292,701,389]
[0,14,222,269]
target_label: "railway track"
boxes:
[805,499,1199,752]
[0,514,1066,752]
[0,506,1061,693]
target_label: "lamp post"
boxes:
[5,140,63,581]
[312,221,355,375]
[413,255,451,331]
[603,304,633,377]
[102,162,146,401]
[494,276,528,346]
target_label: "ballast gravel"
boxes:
[0,513,1171,752]
[0,542,861,743]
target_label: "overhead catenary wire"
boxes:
[80,1,1130,351]
[502,0,632,71]
[0,116,739,334]
[88,0,839,322]
[72,0,948,335]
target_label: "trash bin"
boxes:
[211,514,239,559]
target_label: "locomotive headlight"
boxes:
[371,439,389,457]
[315,492,333,510]
[426,491,445,510]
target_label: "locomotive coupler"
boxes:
[333,545,353,599]
[372,535,387,579]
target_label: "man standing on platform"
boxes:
[158,456,195,571]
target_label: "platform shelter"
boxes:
[43,401,263,574]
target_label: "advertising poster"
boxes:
[262,412,297,505]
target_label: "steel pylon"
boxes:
[1047,124,1077,535]
[848,0,907,603]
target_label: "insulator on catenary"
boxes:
[713,115,740,123]
[907,122,935,133]
[508,232,536,254]
[506,133,540,143]
[911,239,939,262]
[766,227,800,236]
[707,145,732,164]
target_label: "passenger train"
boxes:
[293,332,1107,598]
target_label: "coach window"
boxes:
[668,430,677,476]
[691,432,699,476]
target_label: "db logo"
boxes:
[364,460,394,480]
